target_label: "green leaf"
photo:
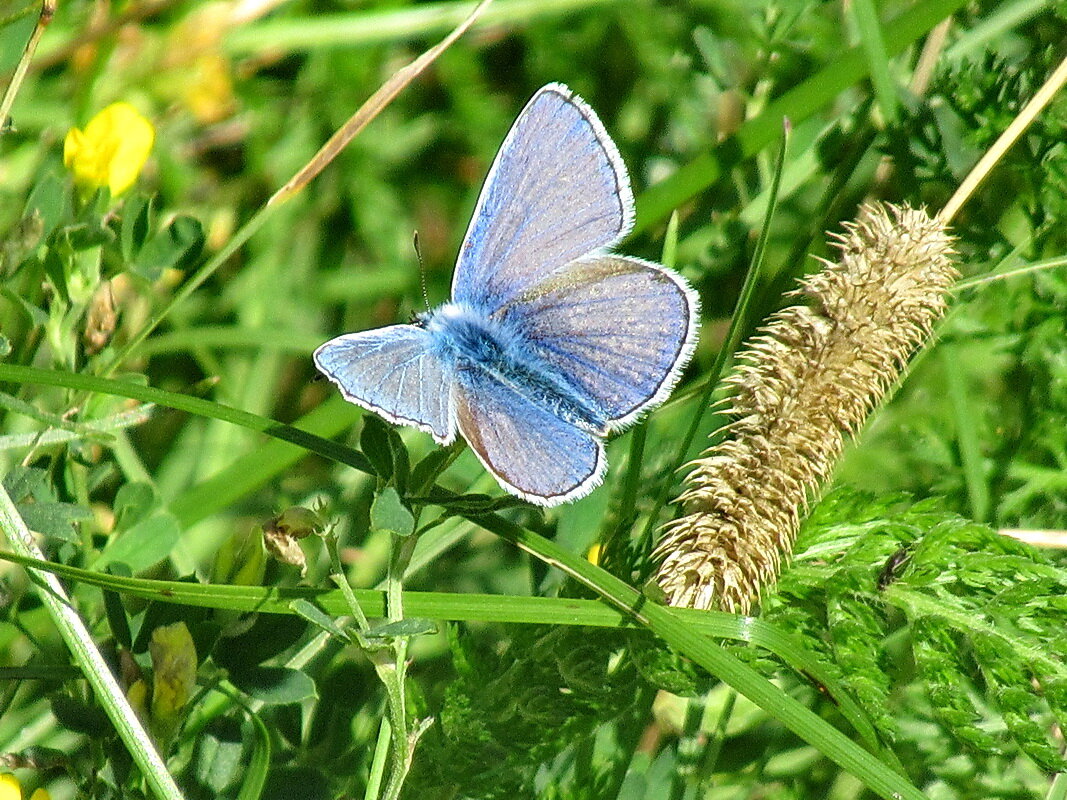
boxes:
[369,486,414,536]
[912,616,1001,755]
[213,614,309,673]
[113,481,158,531]
[6,468,91,542]
[630,635,703,696]
[131,214,204,281]
[369,486,413,535]
[41,247,69,302]
[235,711,272,800]
[387,425,410,495]
[288,599,349,641]
[102,587,133,650]
[0,287,48,326]
[93,512,180,573]
[360,415,394,480]
[230,666,317,706]
[24,173,70,240]
[411,446,456,493]
[64,219,114,251]
[193,718,245,793]
[363,618,437,640]
[16,500,90,543]
[431,492,525,514]
[50,694,111,736]
[120,193,154,263]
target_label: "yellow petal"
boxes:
[64,102,155,195]
[586,543,602,566]
[0,773,22,800]
[28,790,51,800]
[62,127,84,169]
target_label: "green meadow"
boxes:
[1,2,1065,798]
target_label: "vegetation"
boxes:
[0,1,1065,798]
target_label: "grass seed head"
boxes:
[654,203,957,613]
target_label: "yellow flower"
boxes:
[64,102,154,196]
[0,773,50,800]
[0,774,20,800]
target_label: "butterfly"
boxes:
[314,83,699,506]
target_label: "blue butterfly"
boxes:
[315,83,699,506]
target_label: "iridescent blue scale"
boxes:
[422,303,607,432]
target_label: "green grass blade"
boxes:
[0,484,185,800]
[0,546,883,760]
[224,0,619,53]
[942,347,991,521]
[0,364,371,475]
[850,0,899,124]
[632,0,970,233]
[235,708,271,800]
[134,327,322,358]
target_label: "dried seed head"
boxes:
[654,203,957,613]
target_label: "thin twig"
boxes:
[270,0,493,205]
[911,16,952,96]
[939,51,1067,224]
[0,0,55,133]
[999,528,1067,549]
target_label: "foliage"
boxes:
[0,2,1065,799]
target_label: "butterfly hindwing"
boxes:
[452,83,633,315]
[314,326,455,443]
[453,365,605,505]
[501,255,699,429]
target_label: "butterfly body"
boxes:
[315,84,700,505]
[423,301,608,434]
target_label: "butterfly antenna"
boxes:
[413,231,431,312]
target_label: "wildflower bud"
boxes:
[83,280,117,355]
[654,203,957,613]
[262,507,324,577]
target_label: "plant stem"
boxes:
[0,481,185,800]
[379,532,421,799]
[364,717,392,800]
[0,0,54,134]
[940,51,1067,223]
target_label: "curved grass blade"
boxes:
[632,0,971,233]
[0,548,888,765]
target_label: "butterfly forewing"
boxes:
[452,84,633,315]
[504,255,699,430]
[314,326,455,443]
